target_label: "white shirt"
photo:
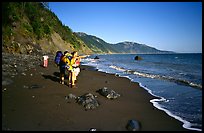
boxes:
[43,55,49,60]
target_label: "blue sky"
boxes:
[49,2,202,53]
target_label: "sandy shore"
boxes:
[2,58,189,131]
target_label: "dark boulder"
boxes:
[134,56,142,60]
[96,87,120,99]
[94,56,99,59]
[76,93,99,110]
[126,120,141,131]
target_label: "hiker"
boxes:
[69,51,88,88]
[59,51,72,84]
[43,55,49,68]
[54,51,63,67]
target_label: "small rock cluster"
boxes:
[65,87,121,111]
[2,52,54,86]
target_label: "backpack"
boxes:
[54,51,63,66]
[60,53,74,70]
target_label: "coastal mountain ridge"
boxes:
[2,2,174,55]
[75,32,174,54]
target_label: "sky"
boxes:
[49,2,202,53]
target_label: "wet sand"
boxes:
[2,60,189,131]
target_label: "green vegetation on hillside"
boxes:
[2,2,88,54]
[75,32,118,53]
[2,2,173,55]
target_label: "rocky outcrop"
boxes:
[134,56,142,60]
[94,56,99,59]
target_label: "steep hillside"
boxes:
[75,32,117,53]
[2,2,174,55]
[2,2,93,55]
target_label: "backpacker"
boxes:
[54,51,63,66]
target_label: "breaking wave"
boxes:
[109,65,202,89]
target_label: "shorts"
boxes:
[73,67,80,76]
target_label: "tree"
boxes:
[41,2,49,9]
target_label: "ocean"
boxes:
[81,53,202,131]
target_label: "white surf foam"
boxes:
[81,60,202,131]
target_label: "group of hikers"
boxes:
[54,50,88,88]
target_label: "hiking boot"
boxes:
[60,81,64,84]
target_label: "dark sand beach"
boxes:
[2,54,189,131]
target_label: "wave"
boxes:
[117,73,202,131]
[150,98,202,131]
[109,65,202,89]
[82,57,202,131]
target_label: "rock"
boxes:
[2,78,13,86]
[134,56,142,60]
[94,56,99,59]
[21,72,26,76]
[96,87,120,99]
[2,72,9,76]
[23,85,29,89]
[2,88,7,92]
[76,93,99,110]
[89,128,97,131]
[68,93,77,99]
[29,84,42,89]
[126,120,141,131]
[65,94,77,103]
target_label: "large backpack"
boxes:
[60,53,74,70]
[54,51,63,66]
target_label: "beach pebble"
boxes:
[89,128,97,131]
[68,93,77,99]
[2,72,9,76]
[23,85,29,89]
[29,84,42,89]
[2,88,7,92]
[21,72,26,76]
[39,72,44,75]
[65,94,77,103]
[2,78,13,86]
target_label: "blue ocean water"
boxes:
[81,53,202,131]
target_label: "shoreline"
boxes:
[86,65,201,131]
[2,54,189,131]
